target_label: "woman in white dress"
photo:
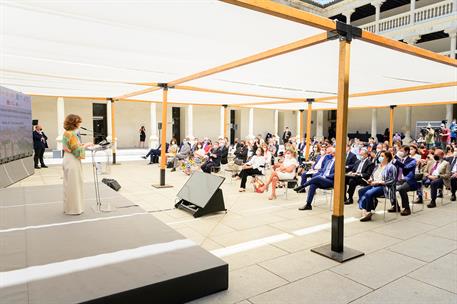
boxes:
[62,114,93,215]
[259,149,298,200]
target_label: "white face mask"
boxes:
[320,150,326,156]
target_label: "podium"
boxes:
[87,141,113,213]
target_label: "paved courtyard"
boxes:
[12,158,457,304]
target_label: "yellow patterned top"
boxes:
[62,130,85,159]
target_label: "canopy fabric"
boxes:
[1,0,455,108]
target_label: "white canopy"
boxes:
[1,0,456,109]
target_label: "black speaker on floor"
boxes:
[102,178,121,191]
[175,171,226,218]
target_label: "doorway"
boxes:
[172,107,181,143]
[230,110,236,144]
[92,103,107,144]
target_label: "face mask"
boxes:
[434,155,440,161]
[320,150,326,156]
[378,156,385,163]
[397,151,405,158]
[285,154,292,159]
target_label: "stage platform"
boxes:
[0,184,228,303]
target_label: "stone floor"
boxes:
[12,160,457,304]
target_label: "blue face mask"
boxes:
[378,156,384,163]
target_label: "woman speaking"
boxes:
[62,114,93,215]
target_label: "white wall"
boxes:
[31,96,58,150]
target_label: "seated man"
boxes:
[142,142,169,164]
[201,141,222,173]
[170,138,191,172]
[294,147,330,193]
[415,149,450,208]
[345,144,358,173]
[449,155,457,201]
[390,145,417,216]
[298,147,336,211]
[345,148,375,205]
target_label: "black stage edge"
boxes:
[152,168,173,188]
[0,184,228,303]
[311,215,364,263]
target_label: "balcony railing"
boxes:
[361,0,455,33]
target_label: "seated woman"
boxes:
[261,143,272,167]
[238,147,266,192]
[259,149,298,200]
[167,138,178,157]
[201,141,222,173]
[357,151,397,222]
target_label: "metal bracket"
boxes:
[158,83,175,90]
[390,105,397,109]
[327,21,362,42]
[306,98,315,104]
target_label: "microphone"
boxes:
[80,127,93,132]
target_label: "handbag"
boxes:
[252,176,265,193]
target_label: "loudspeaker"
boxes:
[174,172,226,218]
[102,178,121,191]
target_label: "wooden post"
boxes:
[223,105,228,138]
[299,109,304,143]
[159,86,169,186]
[389,105,396,146]
[311,37,364,263]
[110,98,117,164]
[305,101,312,160]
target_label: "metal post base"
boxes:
[91,203,114,213]
[311,244,364,263]
[152,168,173,188]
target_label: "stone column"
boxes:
[342,9,355,24]
[248,108,254,139]
[55,97,65,154]
[274,109,279,137]
[371,108,377,139]
[149,103,159,149]
[296,110,301,139]
[445,28,457,59]
[220,105,225,138]
[106,100,112,142]
[410,0,415,25]
[446,104,453,125]
[371,0,386,33]
[404,106,412,144]
[316,110,324,140]
[186,104,194,142]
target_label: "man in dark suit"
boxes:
[294,147,331,193]
[201,141,222,173]
[282,127,292,144]
[344,148,375,204]
[346,144,357,172]
[32,125,48,169]
[391,145,417,216]
[299,147,336,211]
[143,142,169,164]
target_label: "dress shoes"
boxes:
[427,200,437,208]
[293,185,303,192]
[344,198,353,205]
[170,168,176,172]
[413,197,423,204]
[41,165,48,168]
[437,189,443,198]
[298,205,312,211]
[400,208,411,216]
[360,212,373,222]
[387,205,400,213]
[451,195,456,202]
[141,156,147,159]
[34,166,40,169]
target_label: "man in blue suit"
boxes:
[294,146,331,193]
[299,147,336,211]
[391,145,417,216]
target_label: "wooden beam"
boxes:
[305,102,312,160]
[299,109,304,143]
[116,86,161,100]
[168,33,329,87]
[315,81,457,102]
[389,105,395,146]
[223,105,229,138]
[219,0,336,31]
[174,85,310,101]
[361,31,457,68]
